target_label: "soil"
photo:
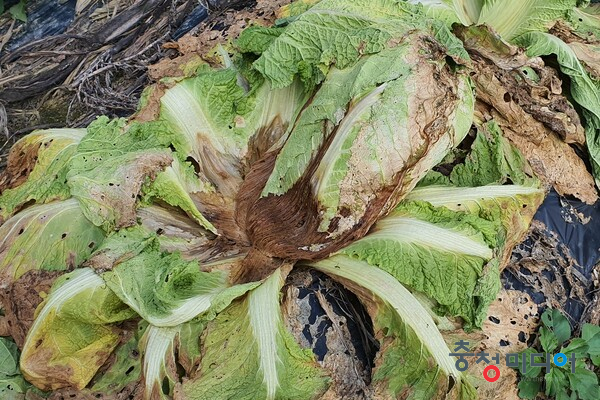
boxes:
[0,0,292,171]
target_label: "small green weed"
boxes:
[514,309,600,400]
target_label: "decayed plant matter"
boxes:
[1,0,600,399]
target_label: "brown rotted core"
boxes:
[234,60,454,283]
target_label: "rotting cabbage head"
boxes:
[0,1,558,399]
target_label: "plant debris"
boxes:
[1,1,600,399]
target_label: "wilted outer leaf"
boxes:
[68,146,172,230]
[340,201,496,328]
[136,206,217,260]
[143,158,216,233]
[159,68,303,198]
[449,121,538,187]
[159,69,245,199]
[345,164,543,331]
[409,184,544,265]
[20,268,136,390]
[312,256,476,400]
[260,17,468,198]
[66,117,173,231]
[176,269,329,400]
[242,79,308,167]
[49,321,145,399]
[139,325,179,400]
[566,41,600,78]
[89,321,144,396]
[457,25,598,203]
[137,313,229,400]
[309,58,473,237]
[518,31,600,194]
[102,250,224,327]
[410,122,545,265]
[0,270,63,348]
[83,226,156,274]
[175,319,205,376]
[0,129,85,223]
[85,210,233,276]
[139,281,257,399]
[102,245,257,327]
[251,0,422,88]
[0,199,105,284]
[340,122,545,329]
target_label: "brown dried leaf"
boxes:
[0,316,9,337]
[69,150,173,230]
[0,135,40,193]
[508,220,589,321]
[193,190,248,244]
[550,20,595,45]
[453,25,530,70]
[550,19,600,80]
[454,290,539,400]
[474,73,597,203]
[165,0,292,62]
[580,264,600,327]
[133,85,168,123]
[147,54,206,82]
[569,41,600,78]
[145,0,293,87]
[0,270,63,348]
[456,25,597,203]
[482,290,539,352]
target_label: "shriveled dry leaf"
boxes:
[477,95,597,203]
[457,25,598,203]
[568,41,600,77]
[0,270,63,348]
[508,220,590,321]
[162,0,293,63]
[457,289,539,400]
